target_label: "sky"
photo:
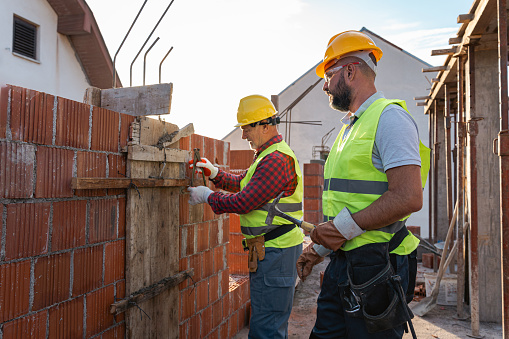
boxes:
[86,0,472,140]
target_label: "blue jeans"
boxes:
[310,251,409,339]
[249,244,302,339]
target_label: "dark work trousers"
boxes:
[310,250,409,339]
[249,243,302,339]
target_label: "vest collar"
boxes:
[255,134,282,158]
[341,91,386,126]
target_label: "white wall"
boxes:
[223,32,435,238]
[0,0,90,101]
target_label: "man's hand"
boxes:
[187,186,213,205]
[188,158,219,179]
[310,221,347,252]
[296,244,324,281]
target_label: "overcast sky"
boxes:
[86,0,471,140]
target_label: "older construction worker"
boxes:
[296,31,429,339]
[188,94,304,339]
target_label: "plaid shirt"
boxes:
[208,135,298,215]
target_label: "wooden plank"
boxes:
[431,78,440,83]
[431,47,457,56]
[100,83,173,116]
[416,102,427,106]
[423,66,449,72]
[126,157,180,338]
[449,37,463,44]
[71,177,188,189]
[138,116,179,146]
[162,123,195,148]
[457,13,475,23]
[111,269,194,315]
[414,96,431,100]
[127,145,189,162]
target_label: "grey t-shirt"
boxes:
[341,92,421,172]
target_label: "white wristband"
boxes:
[332,207,365,240]
[313,244,333,257]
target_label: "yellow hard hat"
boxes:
[235,95,277,127]
[315,30,383,78]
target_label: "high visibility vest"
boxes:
[323,98,430,255]
[240,140,304,248]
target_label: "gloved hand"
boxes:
[188,158,218,179]
[310,220,347,252]
[296,244,324,281]
[187,186,213,205]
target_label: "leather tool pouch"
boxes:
[345,243,413,333]
[244,237,266,273]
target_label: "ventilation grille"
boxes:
[13,17,37,60]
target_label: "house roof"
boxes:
[46,0,121,88]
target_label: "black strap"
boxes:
[263,224,296,242]
[388,225,409,253]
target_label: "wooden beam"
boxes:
[457,13,475,24]
[71,177,188,189]
[431,78,440,83]
[128,145,189,162]
[414,96,431,100]
[110,269,194,315]
[431,47,457,56]
[449,37,463,45]
[422,66,449,73]
[416,102,427,106]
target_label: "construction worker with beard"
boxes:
[188,94,304,339]
[296,31,429,339]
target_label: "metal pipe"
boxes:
[159,46,173,84]
[130,0,177,87]
[112,0,148,88]
[497,0,509,336]
[457,55,466,319]
[467,44,480,337]
[143,37,160,86]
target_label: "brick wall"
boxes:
[178,134,250,338]
[0,85,131,338]
[303,163,324,227]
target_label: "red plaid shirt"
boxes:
[208,135,298,215]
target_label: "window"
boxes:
[12,16,37,60]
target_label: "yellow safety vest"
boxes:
[323,99,430,255]
[240,140,304,248]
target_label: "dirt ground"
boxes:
[234,244,502,339]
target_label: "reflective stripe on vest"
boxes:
[323,98,430,254]
[239,140,304,248]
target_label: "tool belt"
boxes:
[339,226,416,336]
[242,224,296,273]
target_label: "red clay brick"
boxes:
[201,305,213,337]
[0,142,35,198]
[2,310,47,338]
[0,261,31,323]
[221,269,230,297]
[229,253,249,275]
[305,186,323,199]
[118,197,126,238]
[304,163,324,176]
[179,320,188,339]
[304,211,322,225]
[91,107,120,152]
[89,198,118,243]
[179,135,190,151]
[188,314,200,339]
[196,279,209,312]
[203,136,215,162]
[209,220,219,248]
[209,274,219,304]
[212,299,222,329]
[104,240,125,284]
[229,234,245,254]
[107,153,127,195]
[422,252,440,269]
[407,225,421,237]
[10,87,54,145]
[189,253,203,282]
[203,203,216,222]
[183,224,196,256]
[214,246,225,272]
[304,198,322,212]
[33,252,71,311]
[179,194,190,225]
[208,329,219,339]
[115,280,126,323]
[304,175,324,187]
[238,305,246,328]
[220,321,229,338]
[197,222,210,252]
[240,279,250,303]
[229,214,241,233]
[55,97,90,149]
[191,134,204,151]
[76,151,107,197]
[179,257,189,289]
[0,86,9,138]
[86,284,115,337]
[222,293,230,320]
[180,288,196,321]
[5,202,50,260]
[222,220,230,243]
[48,296,84,338]
[214,139,227,166]
[229,311,239,337]
[52,200,87,251]
[73,246,103,296]
[35,146,74,198]
[119,114,135,149]
[203,249,214,278]
[101,323,125,339]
